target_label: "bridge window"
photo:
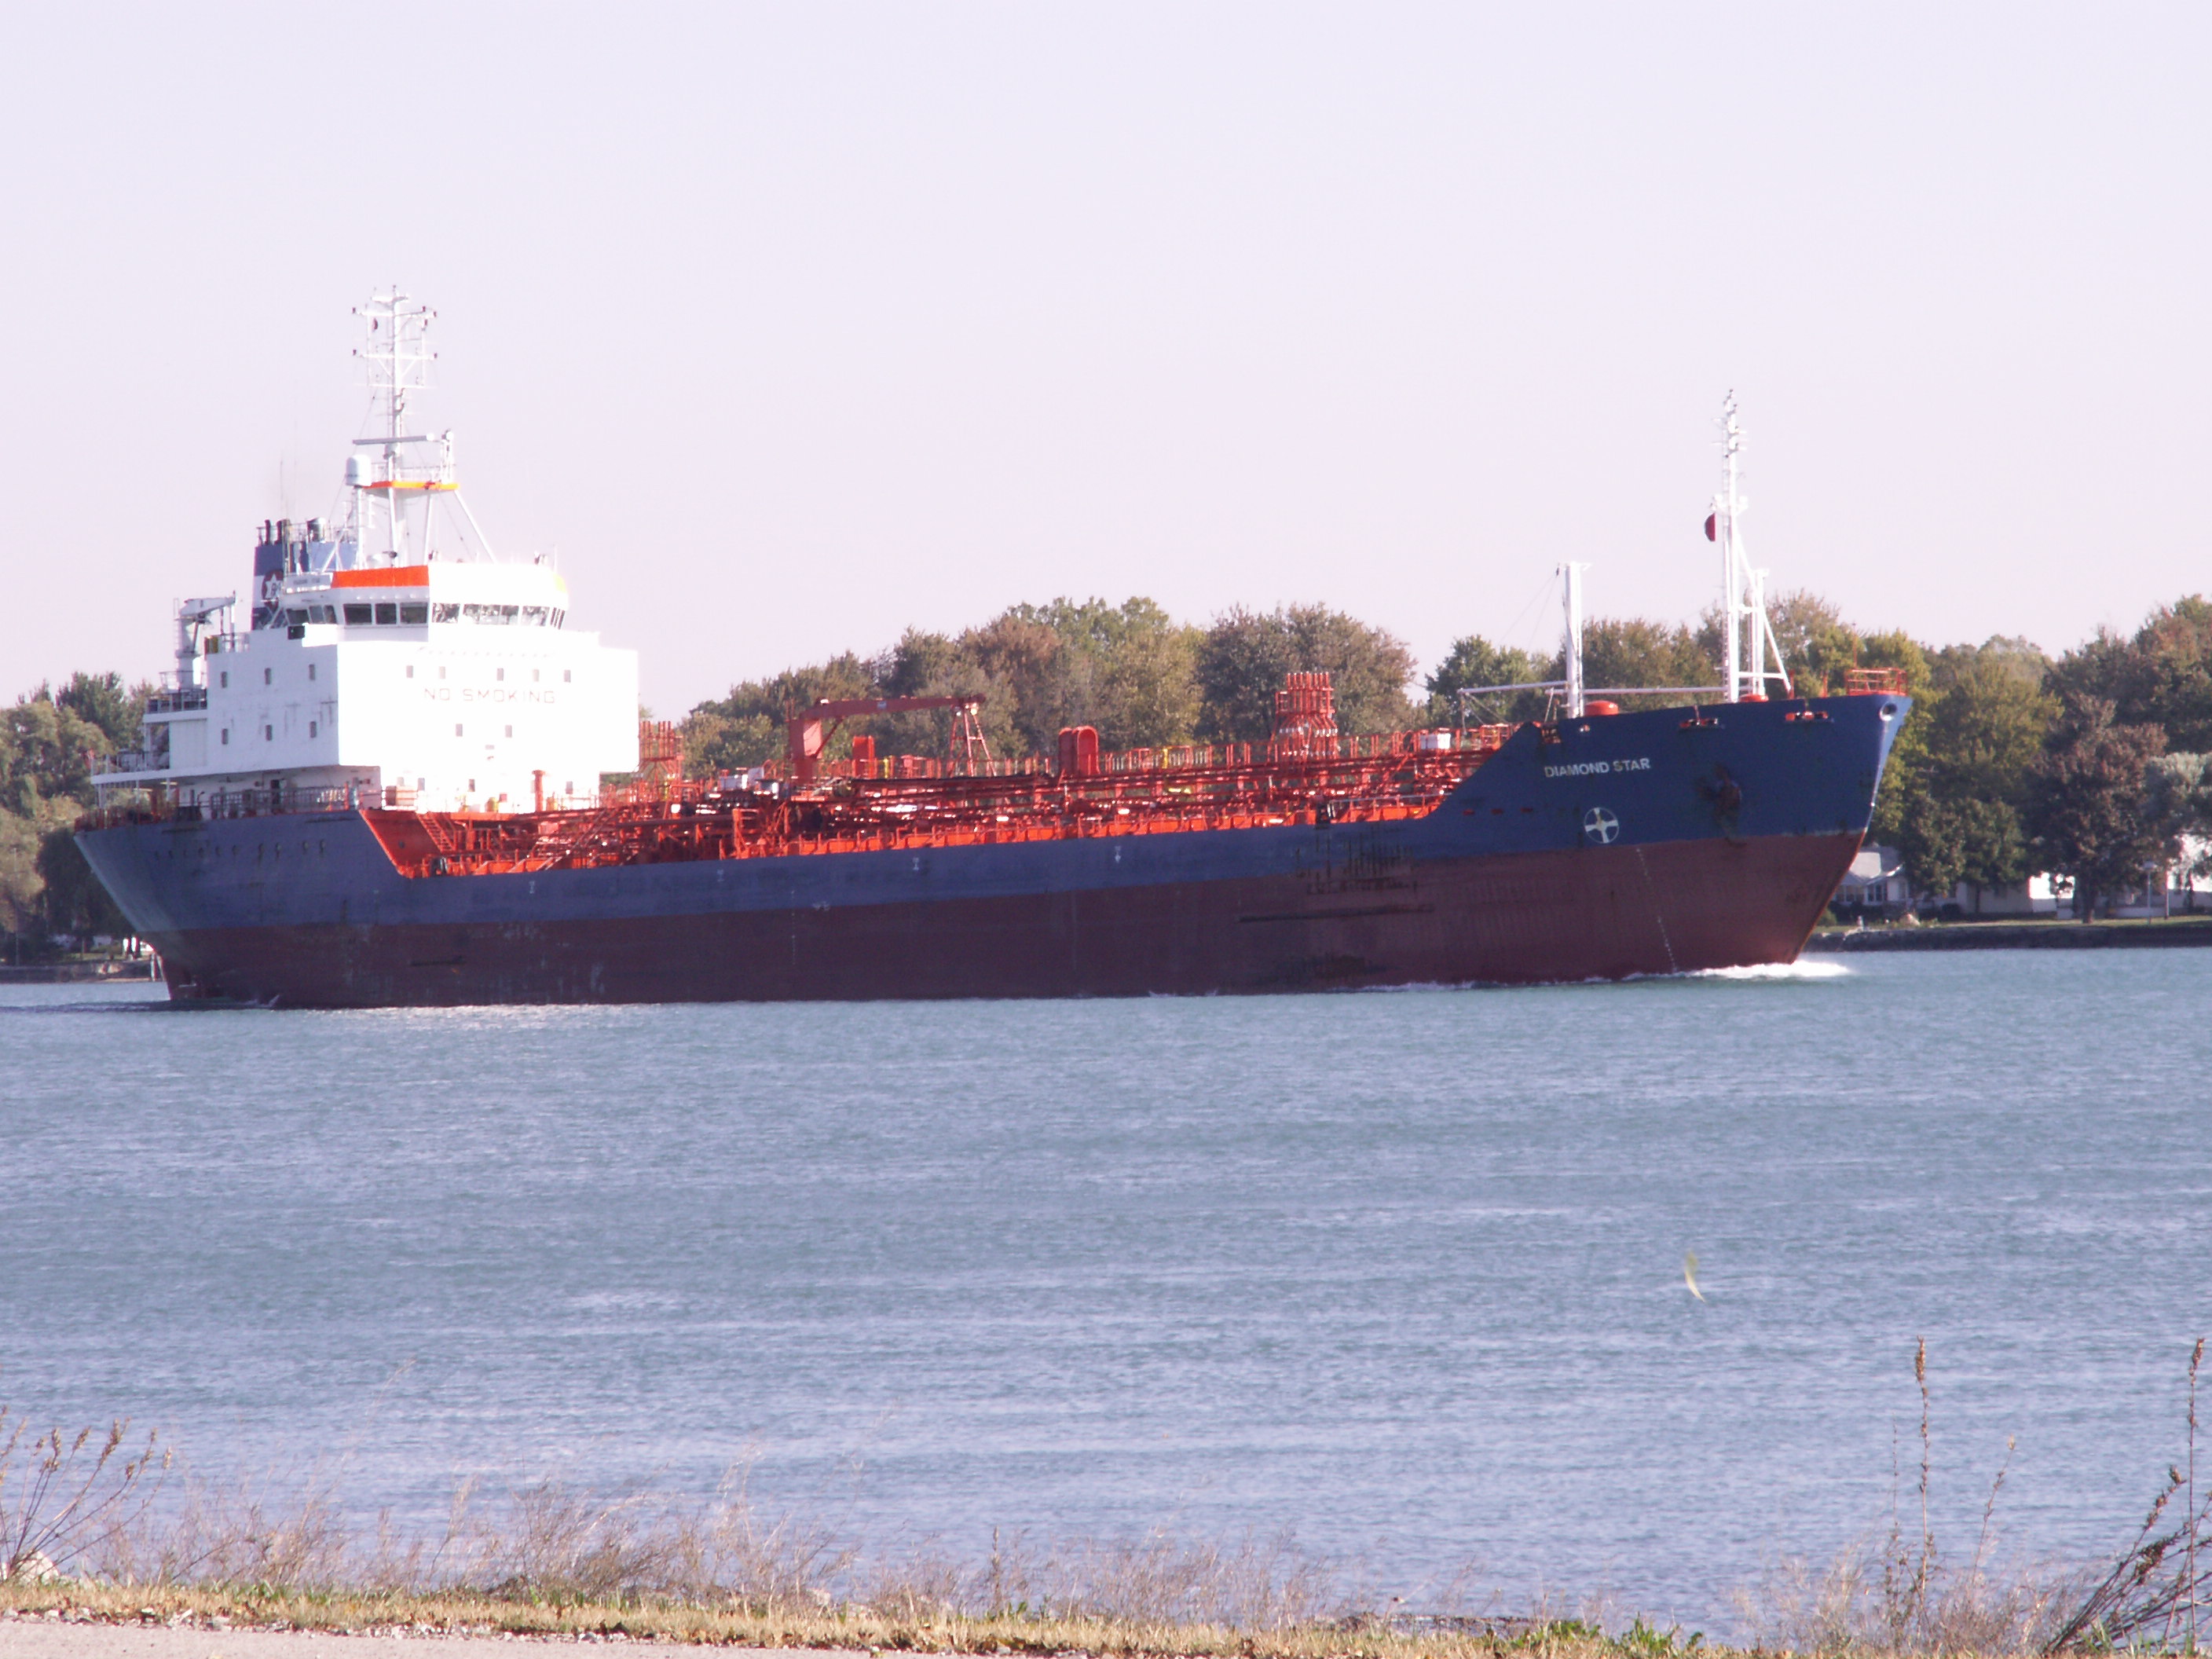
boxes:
[343,603,372,624]
[375,602,397,624]
[432,603,459,623]
[399,602,427,624]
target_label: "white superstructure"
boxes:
[99,291,639,814]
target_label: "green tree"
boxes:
[56,672,145,751]
[1424,636,1550,725]
[1196,605,1418,742]
[2,690,108,814]
[2025,696,2169,919]
[0,684,121,954]
[0,811,45,942]
[1866,635,2056,909]
[682,652,878,775]
[1566,618,1714,711]
[2143,752,2212,910]
[679,598,1203,771]
[1913,639,2056,906]
[35,824,129,944]
[961,598,1200,753]
[2047,595,2212,751]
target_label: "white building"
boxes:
[1940,873,2063,917]
[1834,844,1910,918]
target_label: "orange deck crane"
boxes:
[785,695,988,785]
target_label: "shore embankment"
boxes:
[0,1589,1614,1659]
[1804,915,2212,952]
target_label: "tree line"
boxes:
[680,599,1425,773]
[9,589,2211,954]
[1,672,141,954]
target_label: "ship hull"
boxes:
[78,694,1907,1006]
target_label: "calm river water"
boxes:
[4,953,2209,1623]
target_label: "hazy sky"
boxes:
[5,4,2207,715]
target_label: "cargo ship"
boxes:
[79,296,1909,1006]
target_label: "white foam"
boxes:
[1694,958,1852,982]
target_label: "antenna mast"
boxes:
[1712,394,1789,701]
[349,290,445,565]
[1560,561,1588,718]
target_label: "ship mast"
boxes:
[1559,561,1588,718]
[1712,394,1789,701]
[344,290,488,565]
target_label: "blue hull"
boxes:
[78,695,1906,1005]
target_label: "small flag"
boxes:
[1704,513,1717,542]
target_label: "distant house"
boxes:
[1936,833,2212,919]
[1844,836,2212,923]
[1943,873,2062,918]
[2111,832,2212,917]
[1834,844,1910,919]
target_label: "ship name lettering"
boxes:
[1544,756,1651,778]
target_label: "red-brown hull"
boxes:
[152,831,1857,1006]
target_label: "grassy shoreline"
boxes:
[0,1582,1638,1657]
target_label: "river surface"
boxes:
[4,954,2209,1624]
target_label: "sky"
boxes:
[3,4,2207,716]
